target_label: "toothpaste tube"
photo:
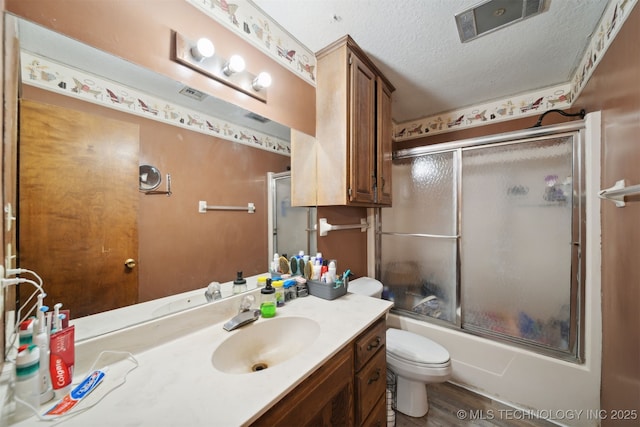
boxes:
[49,325,75,397]
[43,368,107,417]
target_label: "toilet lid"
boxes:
[348,277,383,297]
[386,328,450,364]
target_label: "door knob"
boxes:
[124,258,137,269]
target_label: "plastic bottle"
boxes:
[260,279,277,318]
[232,271,247,294]
[312,260,322,281]
[257,276,267,288]
[32,304,53,404]
[14,344,40,415]
[18,319,34,345]
[327,261,337,284]
[271,254,280,273]
[272,280,285,307]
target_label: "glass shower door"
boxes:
[269,172,316,262]
[379,151,458,323]
[460,136,576,351]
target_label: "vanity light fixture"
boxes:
[172,31,270,103]
[222,55,246,76]
[190,38,215,61]
[252,72,272,91]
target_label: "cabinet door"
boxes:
[377,79,393,206]
[349,52,376,204]
[251,345,354,426]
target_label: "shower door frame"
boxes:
[376,121,586,362]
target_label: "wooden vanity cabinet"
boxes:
[313,35,395,207]
[251,345,354,426]
[354,318,387,425]
[252,316,388,426]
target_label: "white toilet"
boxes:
[349,277,452,418]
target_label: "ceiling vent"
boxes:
[179,85,208,101]
[455,0,544,43]
[245,112,271,123]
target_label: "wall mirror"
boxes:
[139,165,162,191]
[4,14,312,342]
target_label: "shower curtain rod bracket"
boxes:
[598,179,640,207]
[318,218,368,237]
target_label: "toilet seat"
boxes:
[386,328,450,365]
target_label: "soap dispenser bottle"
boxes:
[260,279,277,318]
[233,271,247,294]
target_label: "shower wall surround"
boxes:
[378,122,585,361]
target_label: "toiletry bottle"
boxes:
[233,271,247,294]
[14,344,40,414]
[18,319,34,345]
[271,253,279,274]
[260,279,277,318]
[327,261,337,284]
[257,276,267,288]
[312,260,322,281]
[272,280,285,307]
[32,305,53,403]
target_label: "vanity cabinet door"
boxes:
[361,394,387,427]
[251,345,354,426]
[355,348,387,425]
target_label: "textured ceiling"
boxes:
[252,0,610,123]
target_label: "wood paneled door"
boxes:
[19,99,140,318]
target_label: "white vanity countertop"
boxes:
[70,274,265,341]
[9,291,393,426]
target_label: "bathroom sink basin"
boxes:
[212,316,320,374]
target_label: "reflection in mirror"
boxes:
[139,165,162,191]
[268,172,317,262]
[8,15,305,341]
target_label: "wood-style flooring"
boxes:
[394,382,558,427]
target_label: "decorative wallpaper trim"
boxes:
[394,83,572,140]
[186,0,317,85]
[21,51,291,156]
[570,0,637,103]
[394,0,638,142]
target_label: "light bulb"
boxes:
[222,55,245,76]
[252,72,272,91]
[190,38,214,61]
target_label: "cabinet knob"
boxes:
[124,258,137,269]
[368,368,381,384]
[367,336,381,351]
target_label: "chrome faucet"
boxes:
[223,294,260,331]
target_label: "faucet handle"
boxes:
[239,294,256,312]
[205,282,222,302]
